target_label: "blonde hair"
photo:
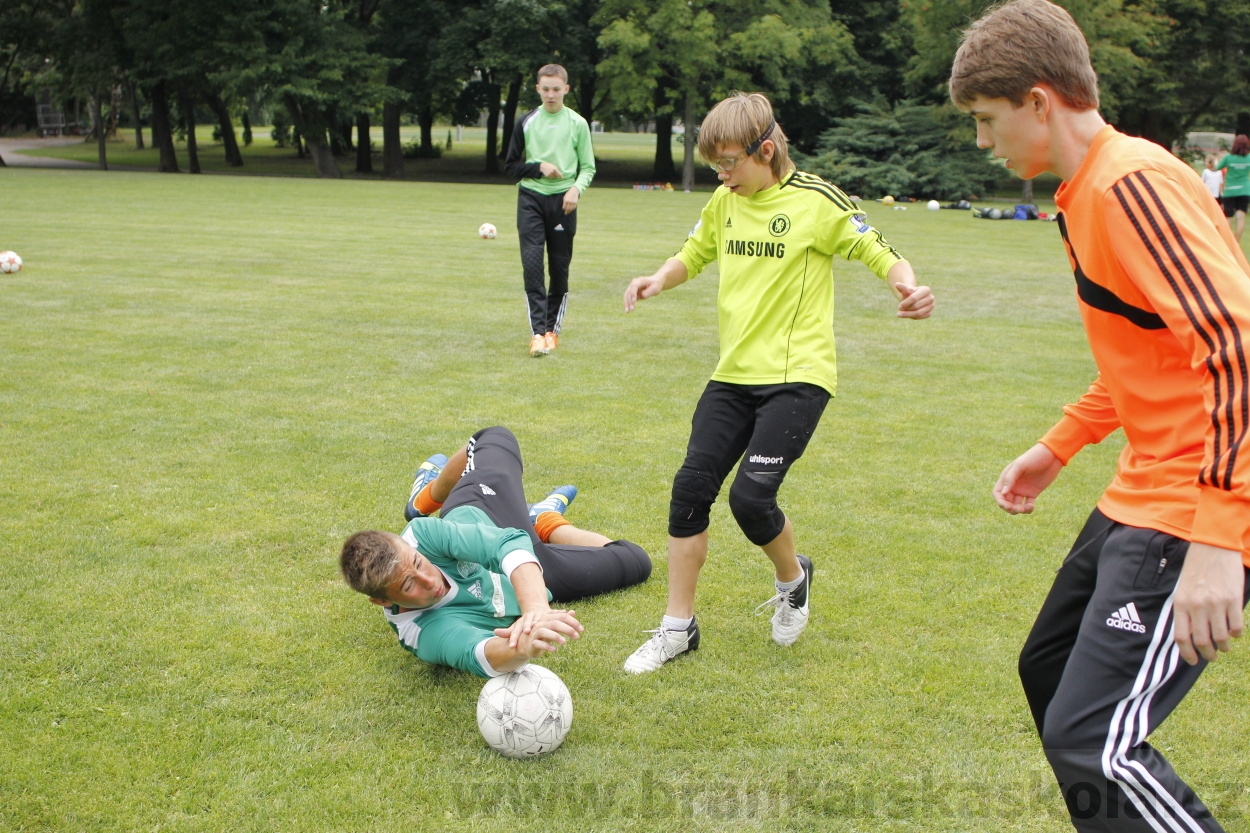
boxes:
[697,92,793,180]
[340,530,401,598]
[949,0,1099,111]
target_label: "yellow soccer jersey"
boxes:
[674,171,905,394]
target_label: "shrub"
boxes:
[402,140,442,159]
[796,100,1009,201]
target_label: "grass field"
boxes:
[2,167,1249,832]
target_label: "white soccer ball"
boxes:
[0,251,22,273]
[476,664,572,758]
[927,199,941,211]
[478,223,497,239]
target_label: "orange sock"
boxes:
[414,483,444,517]
[534,511,571,543]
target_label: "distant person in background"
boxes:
[1217,134,1250,241]
[505,63,596,358]
[1201,154,1224,208]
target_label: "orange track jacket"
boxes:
[1043,126,1250,564]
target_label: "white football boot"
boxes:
[755,554,813,647]
[623,617,700,674]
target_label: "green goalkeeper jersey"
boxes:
[504,106,596,196]
[674,171,905,395]
[381,505,547,678]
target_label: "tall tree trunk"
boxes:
[653,112,675,180]
[574,71,596,123]
[418,104,434,152]
[107,85,121,138]
[207,92,243,166]
[335,113,354,155]
[681,92,695,192]
[286,99,343,178]
[241,110,252,145]
[127,80,144,150]
[1021,179,1033,203]
[149,81,179,173]
[355,112,372,173]
[500,74,521,158]
[483,75,501,174]
[181,90,201,174]
[306,131,344,178]
[92,93,108,171]
[382,99,404,178]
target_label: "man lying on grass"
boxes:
[340,426,652,677]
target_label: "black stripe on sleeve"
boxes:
[1131,171,1248,488]
[1114,176,1237,488]
[787,173,856,212]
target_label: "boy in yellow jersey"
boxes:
[620,92,934,673]
[951,2,1250,830]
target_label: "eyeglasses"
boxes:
[707,121,776,173]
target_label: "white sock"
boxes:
[662,615,693,631]
[776,573,803,592]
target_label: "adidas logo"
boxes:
[554,224,565,231]
[467,580,483,600]
[725,218,733,228]
[479,484,496,496]
[1106,602,1147,634]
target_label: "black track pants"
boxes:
[441,427,651,601]
[1019,508,1250,832]
[517,187,575,335]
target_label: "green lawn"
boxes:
[20,124,723,187]
[2,167,1249,832]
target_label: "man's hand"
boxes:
[562,186,580,215]
[993,443,1064,514]
[894,283,934,319]
[494,609,583,659]
[624,273,667,312]
[1173,543,1246,665]
[539,162,561,179]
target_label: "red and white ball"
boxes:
[0,251,22,274]
[478,223,497,239]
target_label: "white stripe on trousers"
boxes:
[552,292,568,335]
[1099,590,1206,833]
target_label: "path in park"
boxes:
[0,137,95,168]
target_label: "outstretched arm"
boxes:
[993,443,1064,514]
[487,562,583,672]
[624,258,689,312]
[886,261,933,319]
[485,610,584,674]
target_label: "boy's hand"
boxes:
[894,283,934,319]
[1173,543,1245,665]
[624,274,666,312]
[563,187,580,215]
[994,443,1063,514]
[494,609,582,657]
[540,162,561,178]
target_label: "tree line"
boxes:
[2,0,1248,197]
